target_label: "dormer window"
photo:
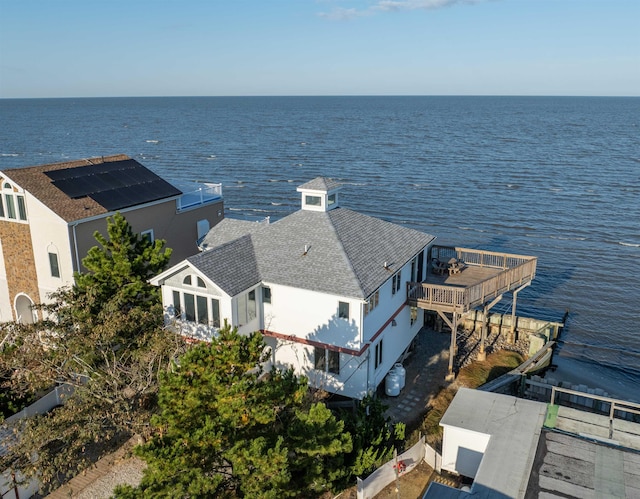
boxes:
[328,193,337,206]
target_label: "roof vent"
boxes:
[303,244,310,256]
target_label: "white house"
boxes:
[150,178,435,399]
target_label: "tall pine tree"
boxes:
[74,211,171,317]
[116,323,352,498]
[0,213,182,493]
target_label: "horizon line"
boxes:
[2,94,639,100]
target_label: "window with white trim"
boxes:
[183,275,206,288]
[411,256,418,282]
[392,271,401,295]
[141,229,154,244]
[374,339,383,369]
[1,183,27,222]
[314,347,340,375]
[172,289,220,327]
[48,252,60,278]
[364,290,379,316]
[338,301,349,320]
[262,286,271,304]
[305,195,322,207]
[238,289,256,325]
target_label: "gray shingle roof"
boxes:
[195,207,435,299]
[199,218,267,250]
[297,177,342,192]
[187,235,260,296]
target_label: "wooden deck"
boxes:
[407,246,537,314]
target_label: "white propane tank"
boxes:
[385,372,401,396]
[393,363,406,390]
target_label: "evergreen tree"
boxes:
[0,213,182,493]
[73,211,171,317]
[341,395,405,480]
[115,323,352,498]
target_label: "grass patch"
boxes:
[456,350,524,388]
[409,349,524,448]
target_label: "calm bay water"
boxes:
[1,96,639,400]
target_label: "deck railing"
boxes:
[408,247,537,313]
[176,182,223,211]
[407,282,469,313]
[431,245,534,270]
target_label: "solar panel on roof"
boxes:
[44,159,181,211]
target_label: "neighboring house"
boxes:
[426,387,640,498]
[0,154,223,324]
[150,178,435,399]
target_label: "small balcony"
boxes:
[407,246,537,314]
[174,181,223,211]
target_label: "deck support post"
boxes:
[477,294,503,361]
[508,282,531,344]
[437,311,459,381]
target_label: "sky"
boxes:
[0,0,638,98]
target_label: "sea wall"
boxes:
[459,310,563,343]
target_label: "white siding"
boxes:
[363,260,425,392]
[273,340,369,399]
[441,426,491,478]
[264,282,363,345]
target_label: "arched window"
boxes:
[1,181,27,221]
[183,275,206,288]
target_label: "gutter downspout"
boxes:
[71,222,81,273]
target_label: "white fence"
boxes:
[356,436,442,499]
[1,384,73,498]
[2,385,73,427]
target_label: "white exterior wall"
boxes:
[24,193,75,304]
[152,248,428,400]
[364,260,425,392]
[273,340,369,399]
[264,282,367,398]
[441,425,491,478]
[234,285,261,336]
[264,282,363,346]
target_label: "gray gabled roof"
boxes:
[187,234,260,297]
[196,206,434,299]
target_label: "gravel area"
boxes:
[46,437,146,499]
[73,458,146,499]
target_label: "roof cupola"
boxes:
[296,177,342,212]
